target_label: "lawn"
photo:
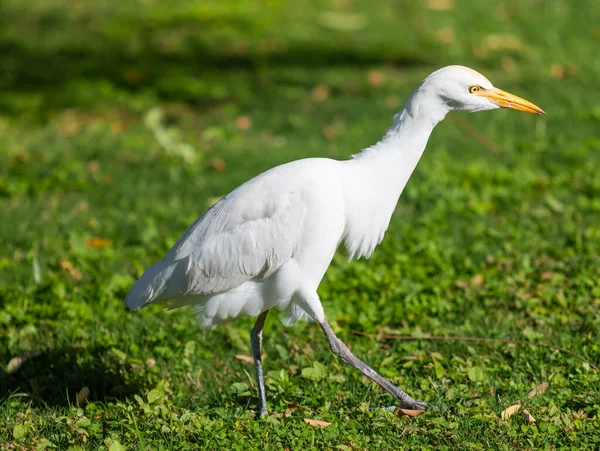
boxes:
[1,0,599,449]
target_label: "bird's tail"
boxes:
[125,256,190,310]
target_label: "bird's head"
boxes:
[420,65,545,116]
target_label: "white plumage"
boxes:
[126,66,545,415]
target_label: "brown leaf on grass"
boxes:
[500,403,521,420]
[84,237,113,249]
[209,157,227,173]
[501,57,516,73]
[322,125,337,140]
[522,409,536,424]
[77,386,90,405]
[550,64,564,80]
[311,84,331,102]
[367,70,386,86]
[87,161,100,173]
[528,382,549,398]
[234,354,254,364]
[60,260,82,280]
[235,116,252,130]
[471,274,484,287]
[304,418,331,428]
[425,0,455,10]
[396,408,426,418]
[455,280,469,290]
[111,120,127,134]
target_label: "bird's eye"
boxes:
[469,85,481,94]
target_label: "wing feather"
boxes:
[126,188,306,308]
[185,192,305,294]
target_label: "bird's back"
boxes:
[125,158,344,312]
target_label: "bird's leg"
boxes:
[320,320,427,410]
[251,310,269,417]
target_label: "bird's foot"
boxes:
[401,398,428,410]
[373,399,428,412]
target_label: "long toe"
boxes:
[399,398,428,410]
[408,399,428,410]
[372,400,428,412]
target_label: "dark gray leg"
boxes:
[251,310,269,417]
[320,320,427,410]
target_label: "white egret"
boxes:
[126,65,545,416]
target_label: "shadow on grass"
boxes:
[0,347,141,407]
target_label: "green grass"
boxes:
[1,0,600,449]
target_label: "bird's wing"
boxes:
[176,189,306,294]
[127,188,306,307]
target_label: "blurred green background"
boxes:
[1,0,599,449]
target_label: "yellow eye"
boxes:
[469,85,481,94]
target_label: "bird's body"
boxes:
[126,66,545,415]
[127,152,420,328]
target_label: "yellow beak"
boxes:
[474,88,546,116]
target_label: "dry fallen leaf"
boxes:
[367,70,386,86]
[87,161,100,173]
[303,418,331,428]
[60,259,83,280]
[471,274,484,287]
[522,409,536,424]
[425,0,455,10]
[77,386,90,405]
[111,120,127,134]
[235,116,252,130]
[396,408,426,418]
[209,157,227,173]
[550,64,564,80]
[84,237,113,249]
[528,382,549,398]
[322,125,337,140]
[500,403,521,420]
[234,354,254,364]
[311,84,331,102]
[501,57,516,73]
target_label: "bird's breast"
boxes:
[341,165,402,260]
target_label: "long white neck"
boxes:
[353,86,449,191]
[341,86,450,259]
